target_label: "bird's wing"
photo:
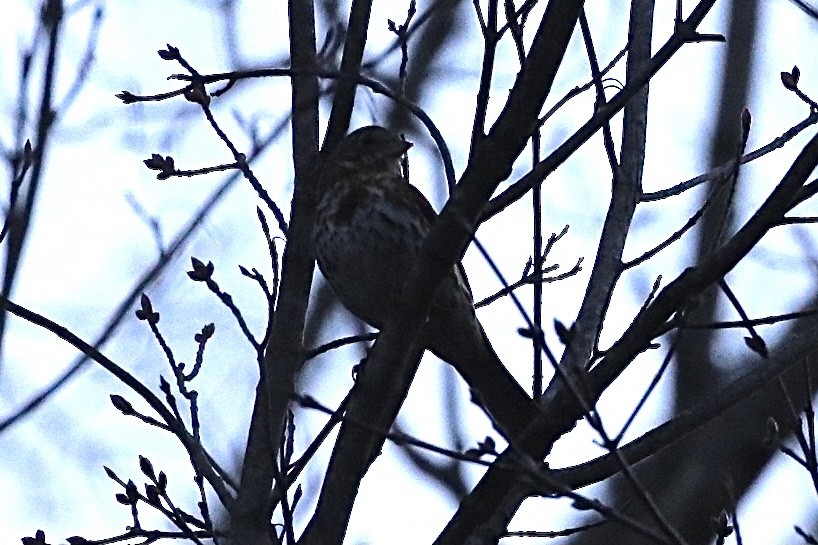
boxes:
[403,181,476,303]
[403,180,439,226]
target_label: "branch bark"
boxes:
[232,2,319,544]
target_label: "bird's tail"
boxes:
[424,307,541,443]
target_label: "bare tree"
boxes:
[7,1,818,545]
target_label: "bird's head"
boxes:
[330,126,412,173]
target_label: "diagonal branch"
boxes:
[552,308,818,489]
[0,295,235,512]
[590,130,818,396]
[481,0,722,222]
[434,126,818,545]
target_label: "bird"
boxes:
[312,125,540,442]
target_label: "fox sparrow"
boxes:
[313,126,540,441]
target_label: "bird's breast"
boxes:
[313,178,430,328]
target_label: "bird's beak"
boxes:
[392,139,412,157]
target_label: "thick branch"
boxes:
[590,130,818,395]
[560,0,653,374]
[553,308,818,488]
[232,2,320,544]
